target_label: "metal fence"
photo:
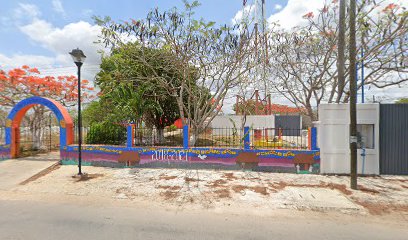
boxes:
[195,127,244,148]
[250,128,308,149]
[77,125,127,146]
[16,126,60,155]
[73,126,90,144]
[133,127,183,147]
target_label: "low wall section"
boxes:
[61,145,320,173]
[0,145,10,160]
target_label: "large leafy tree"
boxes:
[95,42,182,130]
[97,1,256,145]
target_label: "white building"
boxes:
[316,103,380,175]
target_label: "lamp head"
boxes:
[69,48,86,66]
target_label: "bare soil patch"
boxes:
[223,173,239,181]
[205,179,228,188]
[156,185,182,191]
[159,175,178,180]
[213,188,231,198]
[74,173,104,182]
[184,177,201,182]
[160,190,179,200]
[357,185,380,194]
[353,200,408,215]
[232,185,269,196]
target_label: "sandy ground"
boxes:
[10,165,408,218]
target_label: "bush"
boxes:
[168,124,178,132]
[86,122,127,145]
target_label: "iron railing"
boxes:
[16,126,60,155]
[133,127,183,147]
[194,127,244,148]
[80,125,127,146]
[74,126,90,144]
[250,128,308,150]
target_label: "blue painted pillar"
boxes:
[126,125,133,148]
[244,126,250,150]
[311,127,318,150]
[183,125,189,149]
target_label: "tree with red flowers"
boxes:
[0,65,94,149]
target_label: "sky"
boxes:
[0,0,406,111]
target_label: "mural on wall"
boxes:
[61,145,320,173]
[1,96,320,174]
[0,145,11,160]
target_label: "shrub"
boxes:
[86,122,126,145]
[168,124,178,132]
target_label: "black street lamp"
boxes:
[69,48,86,175]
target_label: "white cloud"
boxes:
[232,4,255,25]
[13,3,41,23]
[274,4,283,10]
[267,0,324,30]
[81,9,94,18]
[0,3,104,82]
[19,20,103,66]
[0,53,55,69]
[52,0,66,17]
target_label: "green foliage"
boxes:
[168,124,178,132]
[86,122,126,145]
[82,101,108,126]
[96,42,183,128]
[395,98,408,104]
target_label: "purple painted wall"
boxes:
[61,145,320,173]
[0,145,11,160]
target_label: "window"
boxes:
[357,124,375,149]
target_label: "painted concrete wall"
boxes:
[0,145,10,160]
[61,145,320,174]
[316,103,380,174]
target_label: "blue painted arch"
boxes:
[5,96,74,157]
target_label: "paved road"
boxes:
[0,152,59,190]
[0,199,406,240]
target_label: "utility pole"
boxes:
[349,0,358,190]
[336,0,346,103]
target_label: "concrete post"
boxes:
[311,127,318,150]
[244,126,250,150]
[183,125,189,149]
[126,125,133,148]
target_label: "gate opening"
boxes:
[5,97,74,158]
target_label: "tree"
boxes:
[395,98,408,103]
[337,0,346,102]
[98,1,256,145]
[96,42,182,131]
[0,65,94,149]
[267,1,407,120]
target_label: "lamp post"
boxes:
[69,48,86,175]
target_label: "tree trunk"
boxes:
[189,127,200,146]
[30,106,46,150]
[336,0,346,103]
[157,128,165,144]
